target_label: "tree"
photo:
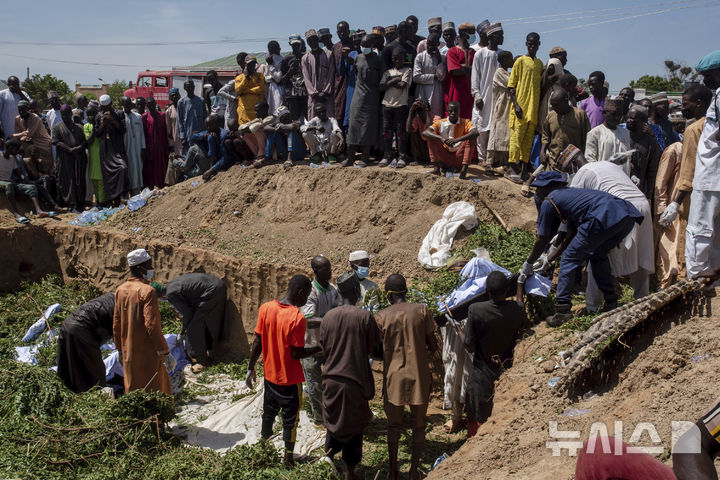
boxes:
[106,80,132,108]
[22,74,72,109]
[629,59,699,93]
[629,75,682,92]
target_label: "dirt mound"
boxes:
[108,165,536,278]
[429,294,720,479]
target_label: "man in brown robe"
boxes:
[113,248,173,395]
[12,100,54,174]
[375,274,438,480]
[320,272,377,480]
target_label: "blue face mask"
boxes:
[467,34,477,45]
[356,266,370,279]
[361,47,372,55]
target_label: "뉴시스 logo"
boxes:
[546,420,702,457]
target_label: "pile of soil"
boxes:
[107,165,537,279]
[429,294,720,479]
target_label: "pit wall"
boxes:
[0,223,306,361]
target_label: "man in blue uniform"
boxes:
[520,171,644,326]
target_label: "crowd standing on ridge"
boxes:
[3,12,720,480]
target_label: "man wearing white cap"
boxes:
[113,248,174,395]
[349,250,378,304]
[95,95,129,205]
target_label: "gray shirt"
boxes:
[301,278,340,347]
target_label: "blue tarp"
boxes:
[22,303,62,342]
[437,257,551,313]
[102,334,189,381]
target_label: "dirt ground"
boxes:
[103,163,537,280]
[3,163,718,478]
[429,293,720,479]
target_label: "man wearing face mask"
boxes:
[113,248,174,395]
[349,250,378,305]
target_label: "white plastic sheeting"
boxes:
[181,379,326,457]
[418,202,479,268]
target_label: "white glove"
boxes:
[245,369,256,389]
[630,175,640,186]
[518,272,528,284]
[658,201,679,227]
[521,261,534,276]
[164,353,177,373]
[533,254,552,273]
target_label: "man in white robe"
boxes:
[470,23,503,166]
[122,96,146,195]
[570,161,654,311]
[0,76,31,138]
[686,51,720,284]
[585,99,631,163]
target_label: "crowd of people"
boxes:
[56,245,523,480]
[1,16,715,220]
[5,12,720,480]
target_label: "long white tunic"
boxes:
[124,111,146,190]
[262,53,286,115]
[571,161,655,275]
[413,51,445,118]
[0,88,31,137]
[585,123,632,163]
[470,47,500,132]
[691,87,720,192]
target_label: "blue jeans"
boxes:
[556,217,637,304]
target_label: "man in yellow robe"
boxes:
[235,56,265,125]
[507,32,543,183]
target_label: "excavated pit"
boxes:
[1,165,716,478]
[0,222,307,360]
[0,165,537,361]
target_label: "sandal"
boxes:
[283,160,293,169]
[16,216,29,224]
[521,185,533,197]
[505,172,523,184]
[253,158,267,169]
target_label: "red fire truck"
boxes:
[123,69,239,108]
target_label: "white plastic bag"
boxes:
[418,201,478,268]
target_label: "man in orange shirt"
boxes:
[246,274,320,466]
[422,100,479,178]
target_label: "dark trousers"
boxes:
[465,362,498,423]
[382,105,409,157]
[262,380,302,444]
[325,432,363,467]
[556,217,638,303]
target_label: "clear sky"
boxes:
[2,0,718,92]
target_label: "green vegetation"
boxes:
[21,74,73,108]
[0,359,335,479]
[407,222,553,321]
[0,275,102,365]
[0,277,337,479]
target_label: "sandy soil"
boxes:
[105,164,537,280]
[429,294,720,479]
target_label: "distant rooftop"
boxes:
[192,51,291,68]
